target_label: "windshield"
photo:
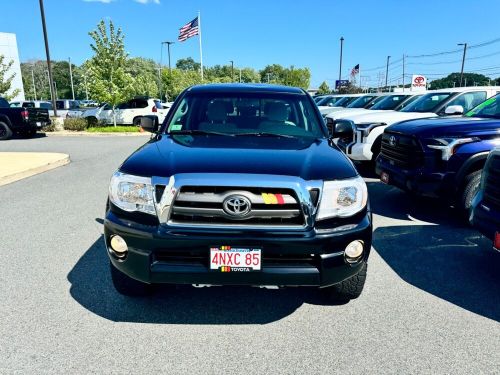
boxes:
[465,95,500,119]
[400,92,453,113]
[166,93,325,138]
[346,95,377,108]
[316,96,342,106]
[370,95,411,110]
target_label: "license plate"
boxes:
[36,122,42,127]
[210,246,262,272]
[380,172,389,184]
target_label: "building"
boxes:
[0,32,25,101]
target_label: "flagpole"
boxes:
[198,10,204,81]
[359,65,361,90]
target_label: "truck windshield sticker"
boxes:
[466,97,497,117]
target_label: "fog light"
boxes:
[110,235,128,257]
[344,240,364,263]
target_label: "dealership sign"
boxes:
[411,75,427,91]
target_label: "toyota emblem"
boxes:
[389,135,397,147]
[223,195,252,218]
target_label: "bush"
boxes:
[63,118,88,131]
[43,123,57,132]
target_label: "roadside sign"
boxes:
[335,80,349,89]
[411,75,427,91]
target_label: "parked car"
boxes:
[0,97,51,140]
[105,83,372,300]
[81,97,168,126]
[332,87,500,166]
[324,93,423,125]
[375,93,500,211]
[470,147,500,252]
[317,94,366,116]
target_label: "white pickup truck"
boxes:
[331,87,500,164]
[76,97,170,126]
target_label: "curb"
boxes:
[45,131,150,137]
[0,153,71,187]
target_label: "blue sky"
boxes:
[3,0,500,87]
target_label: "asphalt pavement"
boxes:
[0,134,498,374]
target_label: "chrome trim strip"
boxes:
[176,190,297,204]
[172,206,301,219]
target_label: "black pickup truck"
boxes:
[0,97,51,140]
[105,84,372,302]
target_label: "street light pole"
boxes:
[164,41,174,73]
[68,57,75,100]
[230,60,234,82]
[38,0,57,116]
[458,43,467,87]
[338,37,344,88]
[385,55,391,91]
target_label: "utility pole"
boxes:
[402,54,405,92]
[385,55,391,91]
[267,73,271,83]
[68,57,75,100]
[38,0,57,116]
[31,68,37,100]
[239,68,242,83]
[230,60,234,82]
[164,41,174,73]
[338,37,344,87]
[54,81,58,100]
[458,42,467,87]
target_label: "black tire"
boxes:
[369,136,382,170]
[133,117,142,126]
[0,121,13,140]
[460,170,482,212]
[110,262,152,297]
[86,116,98,127]
[322,263,367,302]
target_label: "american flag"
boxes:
[178,17,199,42]
[351,64,360,76]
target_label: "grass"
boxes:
[86,126,140,133]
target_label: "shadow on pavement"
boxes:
[10,133,47,140]
[369,181,500,322]
[68,235,343,324]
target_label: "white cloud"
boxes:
[134,0,160,4]
[83,0,115,3]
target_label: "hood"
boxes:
[326,108,372,120]
[340,110,436,125]
[318,106,344,115]
[119,135,358,181]
[386,116,500,138]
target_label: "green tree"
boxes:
[0,55,20,100]
[86,19,134,126]
[162,68,202,99]
[317,81,331,95]
[126,57,160,98]
[259,64,310,89]
[176,57,201,72]
[429,73,490,89]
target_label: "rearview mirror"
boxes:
[140,115,159,132]
[444,105,464,115]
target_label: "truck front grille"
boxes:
[169,186,306,227]
[483,154,500,211]
[380,132,424,169]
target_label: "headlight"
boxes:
[426,137,478,160]
[109,172,156,215]
[317,176,368,220]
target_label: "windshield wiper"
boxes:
[234,132,298,139]
[169,130,235,137]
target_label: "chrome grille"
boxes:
[169,186,305,227]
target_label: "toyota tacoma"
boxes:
[104,84,372,301]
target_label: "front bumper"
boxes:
[376,155,454,198]
[104,210,372,287]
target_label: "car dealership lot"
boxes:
[0,136,498,374]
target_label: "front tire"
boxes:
[110,262,152,296]
[322,263,367,302]
[0,121,13,140]
[460,170,482,212]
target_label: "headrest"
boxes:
[207,101,228,122]
[265,102,288,122]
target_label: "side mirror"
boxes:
[444,105,464,115]
[326,118,352,138]
[140,115,159,132]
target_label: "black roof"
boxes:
[186,83,305,95]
